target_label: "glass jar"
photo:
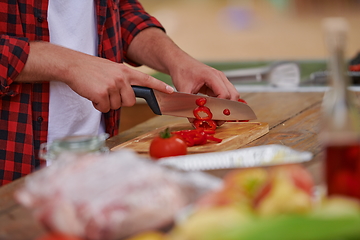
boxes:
[39,133,110,164]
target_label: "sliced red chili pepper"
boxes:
[193,131,207,145]
[172,129,193,135]
[223,108,230,116]
[172,129,204,146]
[193,119,217,131]
[173,131,195,147]
[195,97,207,106]
[172,128,222,146]
[202,129,216,135]
[179,135,195,147]
[237,98,248,104]
[206,135,223,143]
[227,98,250,122]
[193,106,213,120]
[175,97,221,146]
[172,130,196,147]
[182,137,194,147]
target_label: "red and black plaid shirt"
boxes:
[0,0,163,186]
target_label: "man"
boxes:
[0,0,239,185]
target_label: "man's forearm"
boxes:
[14,40,175,112]
[126,27,195,76]
[15,41,87,84]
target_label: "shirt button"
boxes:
[37,17,44,23]
[37,116,43,123]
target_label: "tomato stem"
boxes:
[160,127,172,139]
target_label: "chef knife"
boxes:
[132,86,257,121]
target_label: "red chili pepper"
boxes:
[223,108,230,116]
[193,106,213,120]
[206,134,223,143]
[237,98,248,104]
[172,128,221,146]
[227,98,249,122]
[185,97,221,144]
[172,130,193,135]
[202,129,216,135]
[193,119,217,131]
[193,131,207,145]
[172,132,194,147]
[195,97,207,106]
[172,129,206,147]
[172,130,196,147]
[185,129,207,145]
[179,135,195,147]
[183,137,195,147]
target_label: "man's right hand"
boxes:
[15,41,174,112]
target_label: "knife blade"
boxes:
[132,86,257,121]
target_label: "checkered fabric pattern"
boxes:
[0,0,164,186]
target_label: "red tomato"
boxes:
[36,233,84,240]
[149,128,187,159]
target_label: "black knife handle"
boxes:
[131,86,161,115]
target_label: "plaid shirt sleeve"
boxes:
[0,35,30,97]
[0,0,165,186]
[119,0,164,66]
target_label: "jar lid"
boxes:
[51,134,108,152]
[40,133,110,161]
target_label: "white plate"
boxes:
[157,144,313,171]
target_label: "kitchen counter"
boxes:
[0,90,349,239]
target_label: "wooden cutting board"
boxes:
[111,122,269,154]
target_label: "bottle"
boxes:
[320,18,360,200]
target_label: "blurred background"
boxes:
[135,0,360,74]
[120,0,360,132]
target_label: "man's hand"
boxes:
[169,58,239,101]
[167,57,239,127]
[127,27,239,101]
[15,41,174,112]
[127,27,239,126]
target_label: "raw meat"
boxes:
[15,149,221,240]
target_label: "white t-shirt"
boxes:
[47,0,104,145]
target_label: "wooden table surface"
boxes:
[0,91,327,240]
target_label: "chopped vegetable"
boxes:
[193,119,217,131]
[223,109,231,116]
[237,98,248,104]
[227,98,249,122]
[172,129,222,147]
[195,97,207,107]
[193,106,213,120]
